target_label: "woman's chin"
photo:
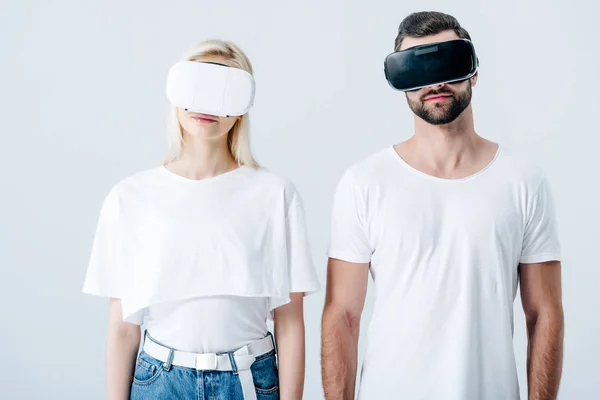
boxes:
[184,130,227,141]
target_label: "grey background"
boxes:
[1,0,598,399]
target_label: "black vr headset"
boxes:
[384,39,479,92]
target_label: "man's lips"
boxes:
[424,94,452,101]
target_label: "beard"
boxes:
[406,83,472,125]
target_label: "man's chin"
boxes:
[418,111,459,125]
[427,118,456,125]
[423,101,453,110]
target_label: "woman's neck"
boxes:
[168,138,239,180]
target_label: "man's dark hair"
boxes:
[394,11,472,51]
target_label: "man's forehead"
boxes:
[400,30,461,51]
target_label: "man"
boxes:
[321,11,564,400]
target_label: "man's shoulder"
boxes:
[342,146,396,185]
[495,146,548,190]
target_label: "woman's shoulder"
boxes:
[246,166,296,188]
[102,166,164,201]
[247,166,303,196]
[102,165,304,211]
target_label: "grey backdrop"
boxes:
[1,0,598,399]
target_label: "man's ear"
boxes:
[471,70,479,87]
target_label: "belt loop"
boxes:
[139,330,146,355]
[228,352,239,376]
[162,348,174,371]
[267,331,277,354]
[142,329,148,348]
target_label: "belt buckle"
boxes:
[195,354,217,370]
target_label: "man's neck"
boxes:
[396,109,497,179]
[414,103,476,140]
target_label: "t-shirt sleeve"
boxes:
[519,178,562,264]
[285,189,321,295]
[327,170,372,264]
[82,189,123,298]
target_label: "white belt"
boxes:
[143,333,275,400]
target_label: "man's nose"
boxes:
[426,82,445,90]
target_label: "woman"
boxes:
[82,39,321,400]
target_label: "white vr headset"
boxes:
[166,61,255,117]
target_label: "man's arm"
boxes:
[321,258,369,400]
[519,260,564,400]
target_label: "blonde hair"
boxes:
[163,39,259,167]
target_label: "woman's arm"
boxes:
[273,292,306,400]
[106,298,141,400]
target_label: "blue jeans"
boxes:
[129,346,280,400]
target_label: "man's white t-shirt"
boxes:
[327,145,561,400]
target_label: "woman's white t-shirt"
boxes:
[145,296,270,353]
[82,165,321,352]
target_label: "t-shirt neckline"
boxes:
[388,144,501,183]
[158,164,249,184]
